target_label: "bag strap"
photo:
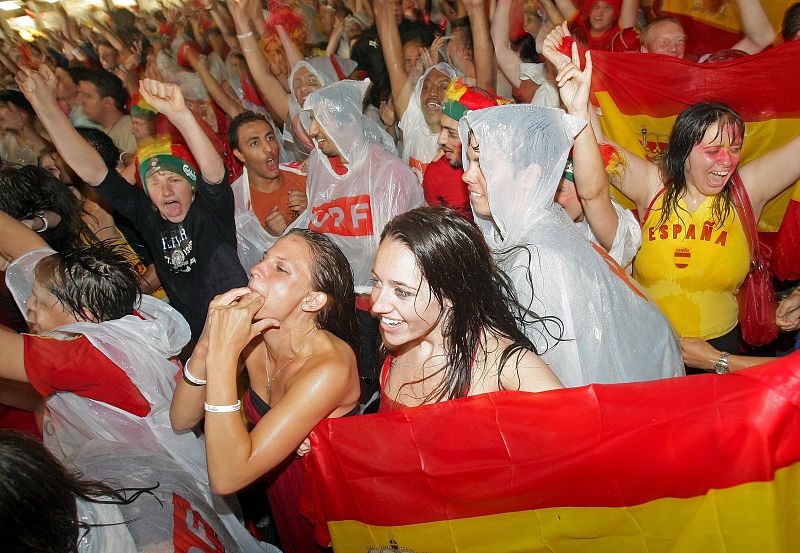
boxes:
[729,171,762,265]
[639,186,666,227]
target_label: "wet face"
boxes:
[642,21,686,58]
[420,69,450,132]
[462,135,490,216]
[234,119,281,180]
[685,122,743,196]
[77,81,105,124]
[371,238,446,351]
[437,113,462,168]
[308,112,341,158]
[292,66,322,109]
[25,277,82,334]
[403,40,422,75]
[131,116,156,141]
[145,170,195,223]
[38,152,61,180]
[54,67,76,101]
[97,44,119,71]
[589,1,615,33]
[554,178,584,221]
[248,234,315,321]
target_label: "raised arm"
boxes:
[185,50,245,118]
[540,0,567,25]
[731,0,776,54]
[617,0,639,30]
[738,134,800,219]
[491,0,522,88]
[553,0,579,21]
[463,0,497,92]
[16,66,108,186]
[543,25,617,250]
[139,79,226,184]
[228,0,290,123]
[275,24,304,70]
[375,0,414,119]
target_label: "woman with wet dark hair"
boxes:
[608,99,800,363]
[170,228,360,552]
[371,207,563,410]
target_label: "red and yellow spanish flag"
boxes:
[660,0,795,57]
[302,353,800,552]
[590,41,800,280]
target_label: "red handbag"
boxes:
[730,173,778,346]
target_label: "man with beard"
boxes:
[422,79,508,220]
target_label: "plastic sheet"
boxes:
[399,63,460,181]
[295,79,424,293]
[5,250,265,552]
[459,104,682,386]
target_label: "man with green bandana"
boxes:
[422,78,508,220]
[19,67,246,341]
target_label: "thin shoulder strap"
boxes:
[640,186,666,227]
[380,355,394,390]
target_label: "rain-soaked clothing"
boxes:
[459,104,683,387]
[296,79,423,293]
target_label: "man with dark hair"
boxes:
[228,111,306,270]
[783,2,800,41]
[77,69,137,154]
[55,66,97,129]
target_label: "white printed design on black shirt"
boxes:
[161,225,196,273]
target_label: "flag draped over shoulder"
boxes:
[302,353,800,552]
[590,42,800,280]
[660,0,795,57]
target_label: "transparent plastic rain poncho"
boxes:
[70,440,281,553]
[231,113,294,273]
[287,57,398,159]
[5,250,265,553]
[459,105,683,387]
[399,63,460,181]
[296,79,424,293]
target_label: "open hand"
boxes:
[15,65,58,108]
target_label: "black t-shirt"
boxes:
[351,19,440,107]
[95,169,247,340]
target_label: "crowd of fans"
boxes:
[0,0,799,551]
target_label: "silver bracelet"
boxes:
[204,401,241,413]
[182,358,207,386]
[236,31,254,40]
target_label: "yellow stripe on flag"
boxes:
[661,0,795,36]
[595,91,800,231]
[327,459,800,553]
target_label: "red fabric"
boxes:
[302,353,800,544]
[243,389,320,553]
[0,405,40,439]
[568,15,620,51]
[422,157,473,221]
[23,334,150,417]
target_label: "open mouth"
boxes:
[380,316,404,329]
[265,157,278,171]
[426,101,441,112]
[163,199,183,218]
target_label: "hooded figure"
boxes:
[296,79,423,293]
[4,250,264,552]
[399,62,460,181]
[459,104,682,387]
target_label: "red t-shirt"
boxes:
[569,15,620,51]
[422,156,473,221]
[249,169,307,228]
[24,334,151,417]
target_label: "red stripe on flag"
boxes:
[302,354,800,536]
[591,42,800,120]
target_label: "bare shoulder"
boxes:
[487,332,563,393]
[289,331,360,405]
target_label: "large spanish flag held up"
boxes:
[301,353,800,552]
[590,40,800,280]
[660,0,795,58]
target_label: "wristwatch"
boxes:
[713,352,730,374]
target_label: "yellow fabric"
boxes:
[633,192,749,339]
[661,0,795,35]
[326,460,800,553]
